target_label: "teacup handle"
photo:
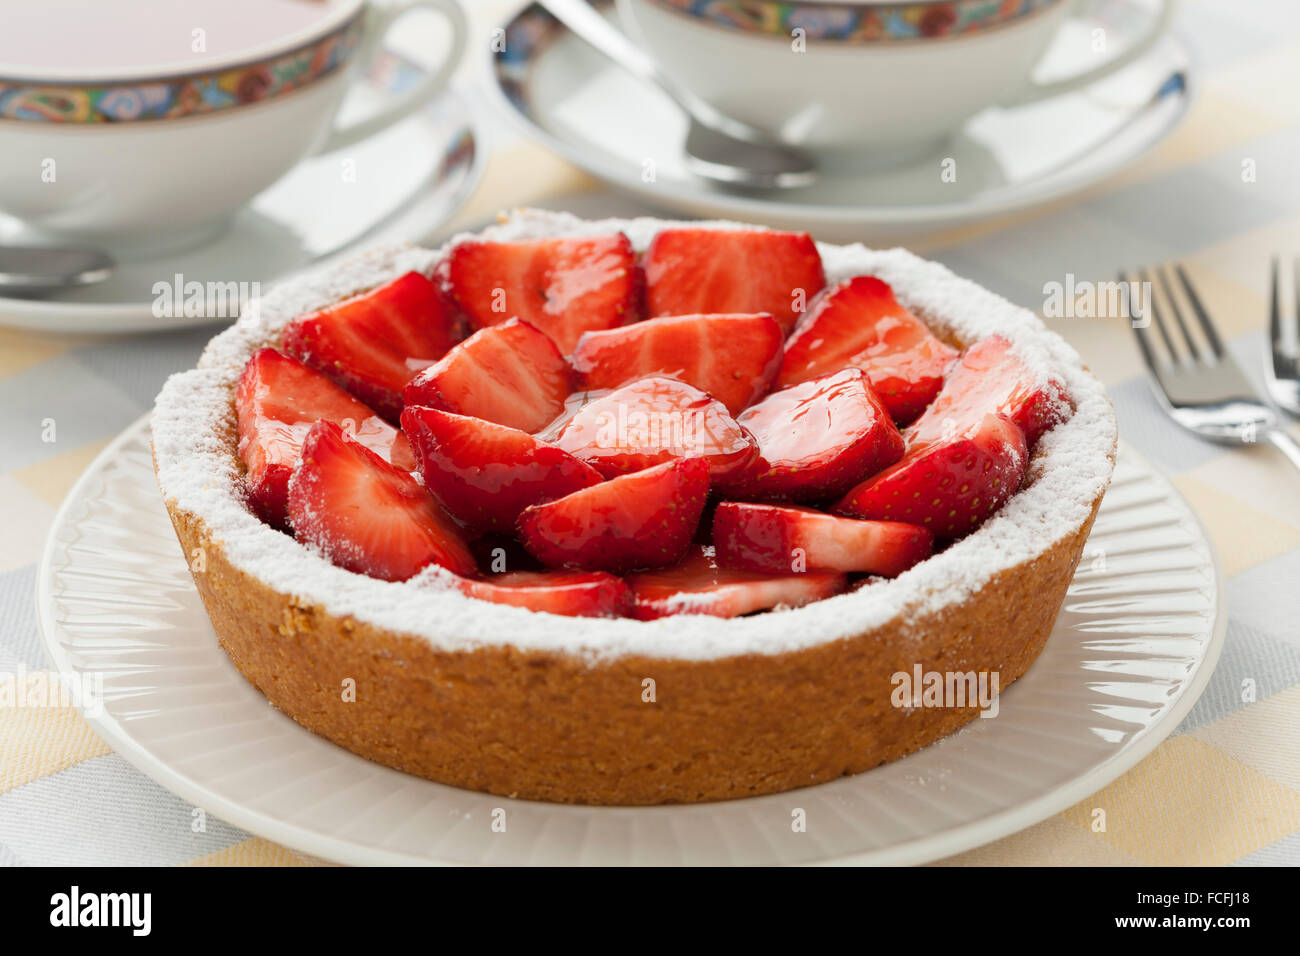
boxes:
[314,0,467,154]
[1003,0,1173,107]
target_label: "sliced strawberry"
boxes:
[235,347,414,529]
[570,313,784,416]
[724,368,904,501]
[551,376,757,480]
[517,458,709,573]
[437,233,641,354]
[713,502,932,576]
[400,405,603,535]
[834,413,1028,539]
[403,318,573,434]
[281,271,462,422]
[456,570,631,618]
[778,276,958,424]
[287,420,475,581]
[643,228,825,334]
[906,335,1069,448]
[626,545,846,620]
[533,388,607,443]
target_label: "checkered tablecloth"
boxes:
[3,0,1299,866]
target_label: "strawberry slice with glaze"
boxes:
[518,458,709,573]
[778,276,958,424]
[281,271,463,422]
[713,502,933,576]
[643,228,825,334]
[287,420,475,581]
[403,318,573,434]
[533,388,607,443]
[236,347,414,530]
[438,233,641,354]
[551,376,757,480]
[835,413,1028,539]
[456,570,632,618]
[724,368,904,500]
[906,334,1069,448]
[571,312,784,415]
[626,545,846,620]
[400,405,603,535]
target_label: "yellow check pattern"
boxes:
[1,0,1298,866]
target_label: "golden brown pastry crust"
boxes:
[160,463,1105,805]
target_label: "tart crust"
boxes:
[162,492,1100,804]
[151,210,1117,805]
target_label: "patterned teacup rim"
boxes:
[0,0,364,84]
[641,0,1068,44]
[0,17,365,125]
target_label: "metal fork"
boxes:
[1266,256,1300,417]
[1119,263,1300,474]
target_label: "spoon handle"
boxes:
[537,0,754,142]
[0,245,114,293]
[539,0,659,82]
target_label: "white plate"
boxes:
[0,61,485,336]
[489,0,1193,243]
[38,419,1224,866]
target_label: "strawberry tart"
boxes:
[151,210,1117,805]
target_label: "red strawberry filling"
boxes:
[713,503,933,576]
[571,312,783,416]
[643,228,825,334]
[403,318,573,435]
[626,545,846,620]
[401,405,602,535]
[835,413,1028,538]
[455,570,631,618]
[778,276,958,424]
[518,458,709,574]
[549,376,758,480]
[723,368,904,501]
[236,347,414,529]
[906,334,1068,448]
[287,420,475,582]
[240,232,1072,618]
[438,233,641,354]
[281,271,463,422]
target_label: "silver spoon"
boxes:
[0,244,114,294]
[536,0,816,189]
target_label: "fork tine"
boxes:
[1156,265,1201,361]
[1119,270,1162,379]
[1140,268,1180,362]
[1292,256,1300,347]
[1117,269,1144,334]
[1174,263,1225,357]
[1131,311,1162,378]
[1269,255,1281,348]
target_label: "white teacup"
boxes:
[0,0,465,254]
[617,0,1172,163]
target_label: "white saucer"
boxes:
[490,0,1193,243]
[38,422,1224,866]
[0,60,486,336]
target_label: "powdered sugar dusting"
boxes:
[152,208,1117,663]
